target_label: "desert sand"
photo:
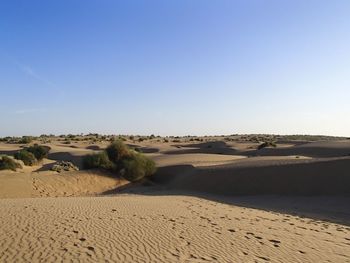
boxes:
[1,195,349,262]
[0,135,350,262]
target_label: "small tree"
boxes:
[106,140,131,164]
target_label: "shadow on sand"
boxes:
[48,152,84,168]
[164,141,350,158]
[34,162,57,172]
[102,185,350,226]
[0,149,20,156]
[165,141,239,155]
[100,158,350,226]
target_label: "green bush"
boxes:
[83,151,113,170]
[14,150,37,166]
[106,140,130,164]
[19,136,33,144]
[0,155,22,171]
[83,140,157,182]
[143,156,157,177]
[122,153,157,182]
[25,145,50,161]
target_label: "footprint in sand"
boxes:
[240,251,248,256]
[87,246,95,252]
[256,255,270,261]
[269,239,281,247]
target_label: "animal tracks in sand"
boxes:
[0,195,349,262]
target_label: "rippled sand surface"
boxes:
[1,195,349,262]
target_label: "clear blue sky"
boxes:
[1,0,349,137]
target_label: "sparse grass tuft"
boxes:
[0,155,22,171]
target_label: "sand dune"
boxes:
[47,144,96,168]
[1,140,349,197]
[245,140,350,158]
[153,153,246,167]
[1,139,349,262]
[0,169,126,199]
[153,157,350,195]
[163,140,350,158]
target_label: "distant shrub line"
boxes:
[83,140,156,182]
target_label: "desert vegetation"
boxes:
[14,150,37,166]
[1,133,345,147]
[0,155,22,171]
[14,145,50,166]
[83,140,156,182]
[26,145,51,161]
[83,151,113,170]
[122,152,156,181]
[0,136,33,144]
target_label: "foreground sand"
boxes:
[0,195,349,263]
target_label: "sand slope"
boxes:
[153,153,246,167]
[154,157,350,195]
[0,195,349,262]
[0,169,126,199]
